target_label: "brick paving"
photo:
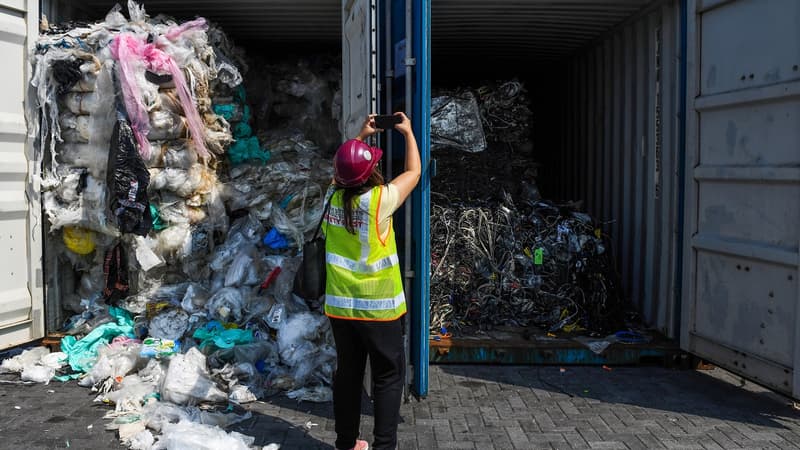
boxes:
[1,365,799,449]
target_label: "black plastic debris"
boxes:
[106,117,153,236]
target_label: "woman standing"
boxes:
[323,112,421,450]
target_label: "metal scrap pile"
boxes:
[10,3,337,449]
[430,85,627,337]
[431,194,627,336]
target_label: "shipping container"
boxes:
[2,0,798,399]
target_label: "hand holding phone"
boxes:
[374,114,402,130]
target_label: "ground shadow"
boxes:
[230,408,333,449]
[436,363,799,430]
[234,388,371,449]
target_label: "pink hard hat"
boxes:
[333,139,383,187]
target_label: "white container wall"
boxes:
[0,0,44,349]
[559,1,683,339]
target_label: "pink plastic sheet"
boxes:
[111,30,210,160]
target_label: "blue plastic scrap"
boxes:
[263,228,289,249]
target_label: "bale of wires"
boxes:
[430,193,628,336]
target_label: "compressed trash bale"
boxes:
[148,109,188,141]
[59,113,91,143]
[61,91,104,115]
[431,91,487,153]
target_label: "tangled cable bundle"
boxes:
[475,80,532,144]
[430,193,628,336]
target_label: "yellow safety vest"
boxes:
[323,185,406,321]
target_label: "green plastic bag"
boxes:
[60,307,135,373]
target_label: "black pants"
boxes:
[330,316,405,450]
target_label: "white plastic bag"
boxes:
[0,347,50,373]
[153,420,255,450]
[142,401,252,434]
[160,347,227,405]
[41,352,67,370]
[129,430,156,450]
[21,365,55,384]
[134,235,165,272]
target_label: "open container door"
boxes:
[384,0,430,398]
[682,0,800,398]
[344,0,430,398]
[342,0,388,397]
[342,0,377,141]
[408,0,430,399]
[0,0,44,349]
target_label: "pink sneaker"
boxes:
[349,440,369,450]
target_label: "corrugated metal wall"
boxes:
[682,0,800,399]
[560,1,682,338]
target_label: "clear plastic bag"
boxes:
[228,384,259,404]
[148,309,190,340]
[276,312,329,386]
[286,385,333,403]
[149,166,202,198]
[129,430,155,450]
[55,143,110,178]
[225,250,254,287]
[269,255,302,304]
[79,342,143,387]
[98,373,159,409]
[61,91,103,115]
[209,215,263,271]
[205,287,245,323]
[155,198,190,225]
[266,303,285,330]
[181,283,210,314]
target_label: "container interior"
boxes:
[41,0,668,340]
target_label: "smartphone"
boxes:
[374,114,402,130]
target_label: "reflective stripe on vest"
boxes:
[323,186,406,321]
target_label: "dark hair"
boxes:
[336,167,385,234]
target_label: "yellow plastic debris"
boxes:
[62,226,96,255]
